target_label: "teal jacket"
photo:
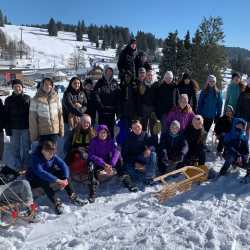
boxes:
[224,81,241,111]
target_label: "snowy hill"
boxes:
[0,25,116,70]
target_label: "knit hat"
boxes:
[164,71,174,79]
[182,72,191,80]
[170,120,181,129]
[232,72,241,80]
[138,67,146,74]
[208,75,216,82]
[225,105,234,114]
[84,78,93,86]
[130,38,136,45]
[11,79,23,88]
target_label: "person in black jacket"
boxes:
[134,51,152,78]
[158,120,188,174]
[183,115,206,166]
[214,105,234,155]
[62,77,88,130]
[122,120,157,189]
[177,73,199,113]
[154,71,179,130]
[84,78,96,125]
[0,98,4,164]
[94,66,121,137]
[117,38,137,81]
[5,79,30,170]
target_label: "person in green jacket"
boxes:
[224,72,245,113]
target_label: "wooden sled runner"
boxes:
[153,165,209,204]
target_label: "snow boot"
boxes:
[122,174,138,192]
[88,184,97,203]
[70,193,88,206]
[54,199,64,215]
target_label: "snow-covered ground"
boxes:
[0,25,116,70]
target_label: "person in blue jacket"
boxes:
[27,140,85,214]
[198,75,223,140]
[219,118,249,176]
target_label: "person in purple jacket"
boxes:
[27,140,85,214]
[164,94,195,133]
[88,124,122,203]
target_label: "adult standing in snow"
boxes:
[84,78,96,125]
[94,66,121,137]
[134,51,152,78]
[117,38,137,81]
[197,75,223,138]
[29,78,64,144]
[5,79,30,170]
[224,72,245,113]
[62,77,88,155]
[154,71,179,130]
[177,73,199,113]
[236,77,250,139]
[0,98,4,165]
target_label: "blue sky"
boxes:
[1,0,250,49]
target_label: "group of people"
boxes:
[0,38,250,217]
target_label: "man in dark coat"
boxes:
[134,51,152,78]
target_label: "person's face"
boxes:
[164,75,173,84]
[124,74,132,83]
[98,129,108,140]
[233,76,241,84]
[208,79,216,87]
[170,124,180,135]
[42,80,53,93]
[13,84,23,94]
[105,69,113,79]
[132,122,142,135]
[225,110,233,118]
[235,123,244,131]
[42,149,55,161]
[179,97,188,109]
[184,79,190,84]
[192,118,203,130]
[131,43,136,50]
[71,79,81,91]
[81,118,91,130]
[146,71,153,82]
[139,71,146,81]
[85,83,93,91]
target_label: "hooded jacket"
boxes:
[29,87,64,141]
[225,81,243,111]
[236,87,250,122]
[88,125,120,167]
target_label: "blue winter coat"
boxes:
[198,87,223,119]
[27,149,70,183]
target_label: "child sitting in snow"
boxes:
[183,115,206,166]
[122,120,157,190]
[158,120,188,174]
[214,105,234,156]
[88,125,122,203]
[27,140,85,215]
[219,118,249,176]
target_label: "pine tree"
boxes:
[48,18,57,36]
[81,20,86,34]
[76,21,83,41]
[4,15,8,25]
[0,10,4,27]
[102,39,107,50]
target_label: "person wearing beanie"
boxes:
[236,76,250,139]
[164,94,195,133]
[197,75,223,137]
[29,77,64,144]
[117,38,137,81]
[214,105,235,155]
[219,118,249,176]
[154,70,179,127]
[94,66,121,138]
[177,73,199,113]
[224,72,245,113]
[4,79,31,170]
[158,120,188,174]
[134,51,152,78]
[183,115,206,166]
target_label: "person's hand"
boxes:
[56,179,68,190]
[74,102,82,108]
[135,162,145,172]
[104,164,113,176]
[144,148,151,158]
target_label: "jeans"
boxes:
[0,180,33,205]
[124,152,157,183]
[63,123,72,158]
[10,129,30,170]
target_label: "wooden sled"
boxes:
[153,165,209,204]
[0,202,37,229]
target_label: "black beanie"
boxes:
[232,72,241,80]
[182,73,191,80]
[11,79,23,88]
